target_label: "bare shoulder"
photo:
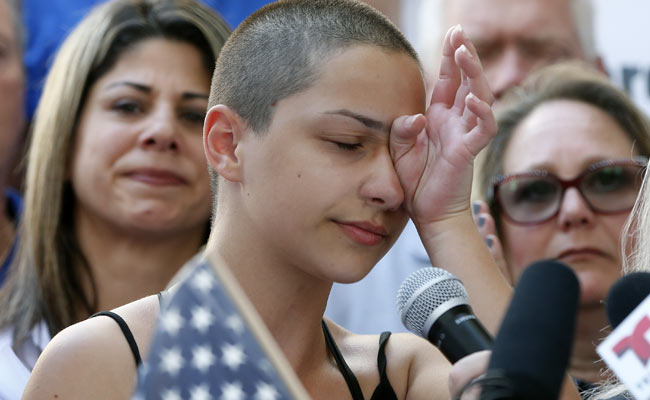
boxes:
[325,321,451,400]
[385,332,451,399]
[22,294,161,400]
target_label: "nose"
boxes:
[359,150,404,211]
[138,105,180,152]
[556,187,595,230]
[488,47,530,99]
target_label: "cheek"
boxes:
[74,116,130,168]
[186,136,210,172]
[601,213,630,252]
[70,126,133,199]
[501,222,553,280]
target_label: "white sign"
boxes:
[597,294,650,400]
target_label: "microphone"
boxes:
[480,260,580,400]
[606,272,650,329]
[595,272,650,399]
[396,267,493,363]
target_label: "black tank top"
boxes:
[321,320,398,400]
[94,300,398,399]
[90,292,164,367]
[91,310,143,366]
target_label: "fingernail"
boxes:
[478,216,485,228]
[459,44,471,58]
[486,237,493,248]
[407,114,421,128]
[472,202,480,215]
[456,24,463,34]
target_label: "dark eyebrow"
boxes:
[182,92,209,100]
[324,109,389,133]
[105,81,209,100]
[105,81,151,92]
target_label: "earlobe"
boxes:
[203,105,245,182]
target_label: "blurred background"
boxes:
[22,0,648,120]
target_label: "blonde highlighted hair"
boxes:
[590,141,650,399]
[0,0,230,346]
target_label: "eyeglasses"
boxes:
[490,157,648,225]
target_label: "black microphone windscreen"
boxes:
[486,260,579,400]
[606,271,650,329]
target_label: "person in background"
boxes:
[0,0,26,287]
[22,1,538,399]
[586,123,650,400]
[417,0,604,101]
[326,0,608,336]
[0,1,230,398]
[449,64,650,400]
[449,62,650,398]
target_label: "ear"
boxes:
[203,104,246,182]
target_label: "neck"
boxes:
[568,304,610,384]
[206,216,333,376]
[75,211,204,318]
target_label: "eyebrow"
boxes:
[104,81,209,100]
[324,109,389,133]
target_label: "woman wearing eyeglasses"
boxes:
[472,61,650,395]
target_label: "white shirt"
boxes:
[0,321,50,400]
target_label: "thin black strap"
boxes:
[91,311,142,367]
[157,291,164,305]
[322,320,365,400]
[370,332,398,400]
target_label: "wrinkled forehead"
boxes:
[444,0,579,44]
[503,100,637,175]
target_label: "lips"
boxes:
[124,168,187,186]
[336,220,388,246]
[556,247,607,261]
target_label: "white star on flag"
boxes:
[222,343,246,371]
[192,344,216,373]
[192,306,215,334]
[254,382,280,400]
[133,261,294,399]
[220,381,245,400]
[192,268,216,293]
[160,308,184,337]
[161,388,182,400]
[225,314,245,335]
[160,347,184,376]
[190,383,213,400]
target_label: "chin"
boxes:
[127,212,199,233]
[324,259,376,284]
[575,275,611,307]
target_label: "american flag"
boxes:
[133,260,296,400]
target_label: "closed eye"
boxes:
[333,141,363,151]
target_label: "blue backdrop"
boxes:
[22,0,272,119]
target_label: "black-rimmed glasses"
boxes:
[489,157,648,225]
